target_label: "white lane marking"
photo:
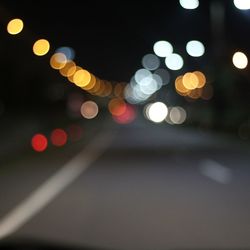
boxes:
[199,159,232,184]
[0,131,114,239]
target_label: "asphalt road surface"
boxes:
[1,119,250,250]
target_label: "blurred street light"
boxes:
[165,53,184,70]
[153,41,173,58]
[33,39,50,56]
[232,51,248,69]
[233,0,250,10]
[7,18,23,35]
[186,40,205,57]
[179,0,199,10]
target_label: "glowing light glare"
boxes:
[194,71,206,88]
[139,77,158,95]
[165,53,184,70]
[114,83,124,97]
[89,78,101,95]
[152,74,163,89]
[188,88,202,99]
[51,129,67,147]
[182,72,199,90]
[55,46,75,61]
[94,80,106,96]
[33,39,50,56]
[108,98,126,116]
[134,69,152,83]
[232,52,248,69]
[169,107,187,124]
[101,81,113,97]
[165,113,174,125]
[31,134,48,152]
[67,66,82,83]
[82,74,96,91]
[148,102,168,123]
[7,18,24,35]
[59,61,76,77]
[113,104,136,124]
[233,0,250,10]
[179,0,199,9]
[153,41,173,57]
[133,85,150,100]
[73,69,91,87]
[50,53,67,69]
[80,101,98,119]
[186,40,205,57]
[96,80,107,96]
[142,54,160,70]
[175,75,189,96]
[144,103,152,120]
[124,85,136,104]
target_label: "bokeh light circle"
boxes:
[31,134,48,152]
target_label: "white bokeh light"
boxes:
[153,41,173,57]
[186,40,205,57]
[152,74,163,90]
[233,0,250,10]
[135,69,152,83]
[144,103,152,120]
[179,0,199,9]
[142,54,160,70]
[139,78,158,95]
[169,106,187,124]
[232,51,248,69]
[80,101,98,119]
[165,53,184,70]
[148,102,168,123]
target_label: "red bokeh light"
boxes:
[51,128,67,147]
[31,134,48,152]
[113,104,136,124]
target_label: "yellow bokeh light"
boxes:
[187,88,202,99]
[82,74,96,90]
[102,82,113,97]
[73,69,91,87]
[67,66,82,83]
[114,83,124,97]
[193,71,206,88]
[7,18,24,35]
[95,80,106,96]
[50,53,67,69]
[88,78,101,94]
[99,81,111,97]
[59,61,76,77]
[175,75,189,95]
[182,72,199,90]
[33,39,50,56]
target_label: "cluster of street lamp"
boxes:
[5,0,250,130]
[6,17,127,99]
[179,0,249,70]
